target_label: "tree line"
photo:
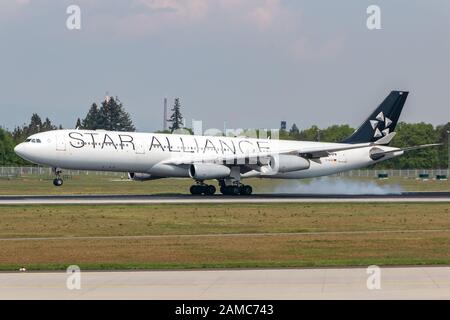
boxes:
[0,95,448,169]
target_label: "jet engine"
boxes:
[189,163,231,180]
[128,172,154,181]
[268,155,310,173]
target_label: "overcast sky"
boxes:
[1,0,449,132]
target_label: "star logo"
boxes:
[370,111,392,138]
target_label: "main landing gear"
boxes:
[190,183,216,195]
[52,168,63,187]
[218,178,253,196]
[220,184,253,196]
[189,183,252,196]
[189,167,254,196]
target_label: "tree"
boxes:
[81,97,135,132]
[11,114,57,143]
[168,98,184,133]
[375,122,440,169]
[320,125,355,142]
[99,96,135,131]
[0,128,22,165]
[82,103,100,130]
[297,125,320,141]
[41,117,57,131]
[75,118,82,129]
[289,123,299,136]
[12,126,25,143]
[28,113,43,135]
[436,122,450,169]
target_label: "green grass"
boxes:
[1,203,450,271]
[1,203,450,238]
[2,258,450,272]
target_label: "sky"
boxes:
[0,0,449,133]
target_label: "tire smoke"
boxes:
[269,177,403,195]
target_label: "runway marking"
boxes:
[1,229,449,242]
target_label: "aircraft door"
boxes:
[56,134,66,151]
[135,139,145,155]
[337,151,347,164]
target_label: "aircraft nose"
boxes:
[14,143,26,157]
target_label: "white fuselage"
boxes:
[14,129,403,180]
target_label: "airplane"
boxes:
[14,91,440,196]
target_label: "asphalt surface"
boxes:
[1,267,450,299]
[0,192,450,204]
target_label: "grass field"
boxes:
[1,203,450,271]
[0,174,450,195]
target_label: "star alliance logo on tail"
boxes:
[370,111,392,138]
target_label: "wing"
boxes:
[161,142,376,166]
[161,133,398,166]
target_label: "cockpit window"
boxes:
[25,139,31,142]
[31,139,36,143]
[36,139,41,143]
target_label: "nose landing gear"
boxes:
[52,168,63,187]
[53,178,63,187]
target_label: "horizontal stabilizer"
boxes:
[373,132,396,145]
[397,143,442,152]
[370,143,442,161]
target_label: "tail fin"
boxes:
[341,91,408,144]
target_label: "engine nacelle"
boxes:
[189,163,231,180]
[128,172,154,181]
[269,155,310,173]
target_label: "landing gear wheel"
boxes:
[240,185,253,196]
[53,178,63,187]
[190,184,216,195]
[52,167,63,187]
[205,185,216,195]
[190,185,202,195]
[220,186,240,195]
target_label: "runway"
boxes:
[0,192,450,205]
[1,267,450,299]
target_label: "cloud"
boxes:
[291,35,345,61]
[137,0,209,19]
[112,0,210,37]
[83,0,343,61]
[0,0,30,16]
[0,0,344,62]
[114,0,295,37]
[247,0,289,31]
[0,0,297,39]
